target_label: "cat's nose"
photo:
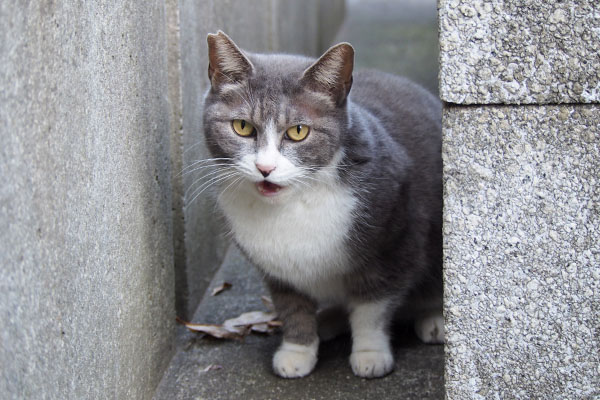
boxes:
[255,163,276,178]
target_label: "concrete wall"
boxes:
[0,1,175,399]
[439,0,599,398]
[177,0,345,319]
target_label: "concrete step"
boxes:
[154,246,444,400]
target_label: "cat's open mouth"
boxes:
[256,181,284,197]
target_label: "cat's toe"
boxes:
[350,350,394,378]
[272,341,318,378]
[415,314,445,344]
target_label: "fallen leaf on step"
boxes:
[176,308,281,340]
[210,282,232,296]
[250,323,270,333]
[251,320,283,334]
[223,311,277,329]
[176,317,249,340]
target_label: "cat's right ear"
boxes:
[301,43,354,106]
[207,31,254,90]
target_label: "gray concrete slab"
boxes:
[0,1,174,398]
[154,247,444,400]
[439,0,600,104]
[443,104,600,398]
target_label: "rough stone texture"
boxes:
[439,0,600,104]
[178,0,345,319]
[0,1,174,399]
[154,247,444,400]
[443,105,600,399]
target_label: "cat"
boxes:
[200,31,443,379]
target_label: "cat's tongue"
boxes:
[257,181,283,197]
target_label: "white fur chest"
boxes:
[219,182,357,302]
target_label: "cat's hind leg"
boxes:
[348,300,395,378]
[414,311,445,344]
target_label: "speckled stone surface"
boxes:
[438,0,600,104]
[442,105,600,399]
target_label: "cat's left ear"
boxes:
[301,43,354,106]
[207,31,254,90]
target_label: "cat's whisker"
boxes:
[184,165,235,190]
[180,163,236,178]
[184,167,237,198]
[217,176,245,202]
[179,157,234,175]
[295,174,332,187]
[183,157,234,167]
[288,177,310,189]
[185,171,241,209]
[183,140,208,155]
[188,157,235,163]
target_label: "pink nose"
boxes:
[255,163,276,178]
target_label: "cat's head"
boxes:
[202,31,354,203]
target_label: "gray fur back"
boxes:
[341,70,442,312]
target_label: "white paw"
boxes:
[272,341,318,378]
[350,350,394,378]
[415,314,445,344]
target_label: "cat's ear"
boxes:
[301,43,354,106]
[207,31,254,89]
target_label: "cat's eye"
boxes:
[232,119,256,137]
[286,124,310,141]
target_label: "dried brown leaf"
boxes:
[210,282,232,296]
[176,307,281,340]
[223,311,277,329]
[176,317,248,340]
[250,321,281,334]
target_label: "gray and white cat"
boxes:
[201,31,443,379]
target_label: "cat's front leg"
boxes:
[349,300,395,378]
[267,279,319,378]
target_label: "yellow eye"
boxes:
[286,124,310,141]
[232,119,255,137]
